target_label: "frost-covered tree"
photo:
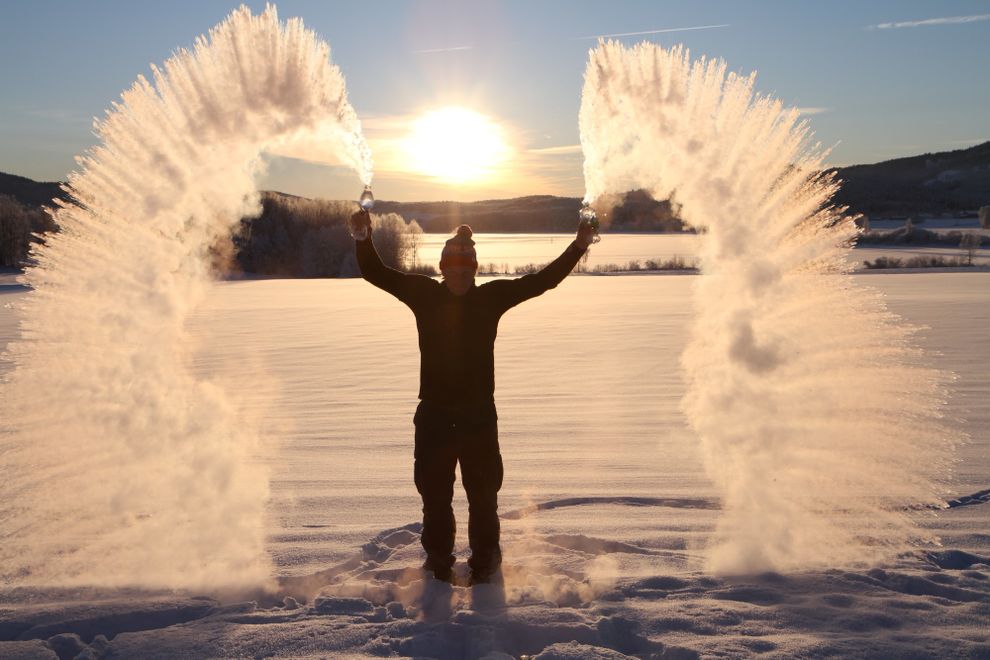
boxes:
[405,219,423,269]
[0,194,56,268]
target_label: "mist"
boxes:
[579,40,961,573]
[0,5,371,589]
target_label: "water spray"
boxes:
[0,5,373,589]
[579,40,959,572]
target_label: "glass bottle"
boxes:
[351,186,374,240]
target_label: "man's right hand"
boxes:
[576,218,597,249]
[350,209,371,239]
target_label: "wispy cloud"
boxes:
[267,113,586,198]
[411,45,473,54]
[797,107,831,116]
[869,13,990,29]
[577,24,730,40]
[527,144,583,156]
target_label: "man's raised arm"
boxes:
[488,220,595,311]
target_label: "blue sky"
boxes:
[1,1,988,201]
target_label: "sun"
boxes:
[402,107,510,183]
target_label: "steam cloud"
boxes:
[579,41,960,573]
[0,6,371,589]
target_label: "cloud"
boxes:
[411,45,473,54]
[527,144,583,156]
[869,13,990,29]
[577,24,730,40]
[267,112,585,199]
[797,107,831,116]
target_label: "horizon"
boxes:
[6,138,987,208]
[1,1,989,202]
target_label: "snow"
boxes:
[1,271,988,658]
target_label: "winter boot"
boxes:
[422,554,455,583]
[468,547,502,585]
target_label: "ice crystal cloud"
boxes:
[579,40,960,572]
[0,5,371,589]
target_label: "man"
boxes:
[352,210,595,584]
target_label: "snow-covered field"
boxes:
[1,271,988,659]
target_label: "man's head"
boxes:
[440,224,478,296]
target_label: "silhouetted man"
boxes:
[352,210,594,583]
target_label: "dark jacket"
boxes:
[356,235,586,409]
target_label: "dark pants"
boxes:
[413,400,503,570]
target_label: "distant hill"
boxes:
[3,140,988,226]
[372,195,580,232]
[831,141,990,217]
[0,172,67,208]
[372,191,684,233]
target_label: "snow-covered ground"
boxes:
[1,271,988,659]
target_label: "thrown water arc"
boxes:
[579,40,960,573]
[0,5,372,589]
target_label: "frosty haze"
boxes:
[0,6,372,589]
[579,40,961,573]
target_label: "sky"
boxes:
[0,0,988,202]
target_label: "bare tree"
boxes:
[959,233,981,266]
[371,212,411,270]
[405,219,424,270]
[979,205,990,229]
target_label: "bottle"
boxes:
[351,185,374,240]
[579,203,602,244]
[359,185,375,211]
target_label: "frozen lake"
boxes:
[415,232,989,270]
[417,233,702,270]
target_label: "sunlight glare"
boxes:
[403,107,510,182]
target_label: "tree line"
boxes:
[0,192,425,277]
[2,190,985,275]
[0,194,57,268]
[226,193,425,277]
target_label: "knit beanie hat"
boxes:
[439,225,478,270]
